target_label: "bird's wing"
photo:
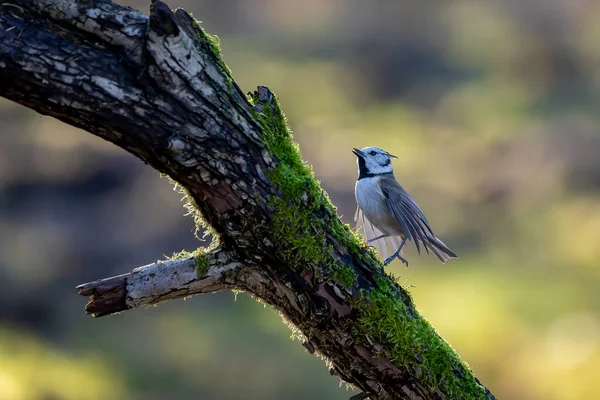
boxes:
[354,206,403,260]
[378,175,434,255]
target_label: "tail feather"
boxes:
[426,236,458,264]
[355,206,458,265]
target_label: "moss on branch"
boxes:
[186,13,233,87]
[248,89,373,288]
[248,88,490,399]
[166,247,211,276]
[353,275,489,398]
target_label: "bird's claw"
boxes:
[383,254,409,267]
[398,255,409,268]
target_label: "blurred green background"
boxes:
[2,0,600,399]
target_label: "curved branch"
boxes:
[0,1,495,399]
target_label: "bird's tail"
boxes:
[426,236,459,264]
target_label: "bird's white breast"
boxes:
[355,177,400,235]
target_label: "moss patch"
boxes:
[248,89,376,286]
[352,274,490,399]
[194,250,211,276]
[332,265,358,287]
[199,30,233,79]
[167,247,212,276]
[187,15,233,88]
[248,88,490,398]
[160,174,218,242]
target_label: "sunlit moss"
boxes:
[199,31,233,79]
[248,89,490,397]
[167,246,213,276]
[332,264,358,287]
[163,174,221,274]
[162,174,219,242]
[187,14,233,88]
[247,89,376,284]
[352,275,490,398]
[194,249,211,275]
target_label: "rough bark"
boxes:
[76,248,244,317]
[0,1,495,399]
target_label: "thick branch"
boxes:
[76,248,243,317]
[0,1,495,399]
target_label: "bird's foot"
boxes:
[367,234,385,243]
[398,254,409,268]
[383,254,409,267]
[383,254,395,266]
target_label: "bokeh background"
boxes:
[2,0,600,399]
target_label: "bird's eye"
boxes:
[369,151,377,156]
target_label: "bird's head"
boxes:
[352,146,397,178]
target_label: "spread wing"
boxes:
[379,176,434,255]
[354,206,404,260]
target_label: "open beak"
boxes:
[352,148,364,158]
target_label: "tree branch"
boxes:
[76,247,244,317]
[0,1,495,399]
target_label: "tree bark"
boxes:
[76,248,245,317]
[0,1,495,399]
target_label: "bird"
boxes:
[352,146,458,267]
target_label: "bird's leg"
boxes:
[383,237,408,267]
[367,234,385,243]
[397,254,409,268]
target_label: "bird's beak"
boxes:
[388,153,398,160]
[352,148,364,158]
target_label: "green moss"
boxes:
[159,174,218,243]
[332,265,357,287]
[200,31,233,78]
[247,89,377,280]
[154,19,485,396]
[168,249,193,260]
[248,89,489,398]
[352,275,489,399]
[186,15,233,88]
[166,247,211,276]
[194,250,210,276]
